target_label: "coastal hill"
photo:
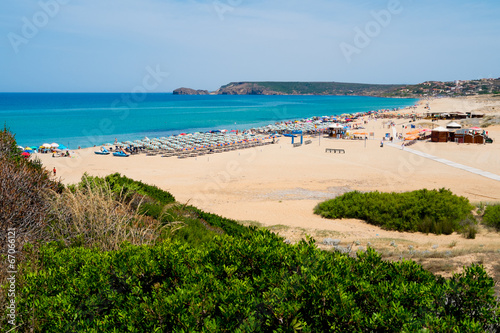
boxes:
[174,78,500,97]
[174,81,404,97]
[172,87,210,95]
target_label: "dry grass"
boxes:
[45,179,166,251]
[239,220,265,228]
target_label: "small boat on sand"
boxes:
[95,148,110,155]
[113,151,129,157]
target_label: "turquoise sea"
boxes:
[0,93,418,148]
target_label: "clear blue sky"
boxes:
[1,0,499,92]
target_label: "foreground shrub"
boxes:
[314,189,475,235]
[15,231,499,332]
[105,172,176,204]
[186,206,253,237]
[46,178,166,251]
[0,127,60,247]
[483,205,500,230]
[70,173,176,206]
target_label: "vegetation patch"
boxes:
[16,235,500,332]
[314,189,475,235]
[483,205,500,231]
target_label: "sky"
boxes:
[1,0,499,92]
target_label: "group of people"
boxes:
[52,150,71,158]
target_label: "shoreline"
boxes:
[7,94,419,149]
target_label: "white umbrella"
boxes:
[17,145,24,149]
[51,143,59,148]
[446,122,462,129]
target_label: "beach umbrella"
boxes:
[446,122,462,129]
[24,146,33,150]
[17,145,24,150]
[58,144,68,150]
[43,143,51,148]
[21,152,30,157]
[51,143,59,148]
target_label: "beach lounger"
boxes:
[325,148,345,154]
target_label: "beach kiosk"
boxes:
[328,124,345,138]
[454,128,486,144]
[431,127,449,142]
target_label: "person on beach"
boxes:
[401,143,404,150]
[53,167,56,176]
[380,140,384,148]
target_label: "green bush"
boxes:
[69,173,176,205]
[483,205,500,230]
[15,231,499,332]
[105,173,176,204]
[186,206,253,237]
[65,175,251,248]
[314,189,475,235]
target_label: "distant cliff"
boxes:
[173,87,210,95]
[216,82,405,96]
[174,81,405,97]
[174,78,500,97]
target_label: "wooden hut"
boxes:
[454,128,485,144]
[431,127,449,142]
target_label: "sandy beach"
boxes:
[37,95,500,277]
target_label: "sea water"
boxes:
[0,93,418,148]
